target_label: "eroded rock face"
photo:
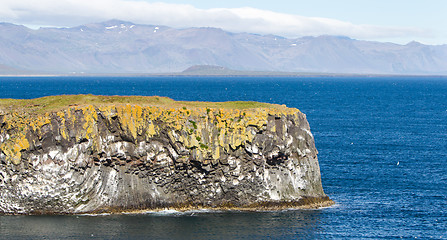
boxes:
[0,103,331,214]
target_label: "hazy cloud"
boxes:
[0,0,428,40]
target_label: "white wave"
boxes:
[77,213,112,217]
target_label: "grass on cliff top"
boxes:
[0,94,284,114]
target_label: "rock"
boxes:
[0,95,332,214]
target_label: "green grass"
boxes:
[0,94,284,115]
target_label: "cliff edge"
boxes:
[0,95,332,214]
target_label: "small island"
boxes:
[0,95,332,214]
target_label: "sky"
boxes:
[0,0,446,45]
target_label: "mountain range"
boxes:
[0,20,446,75]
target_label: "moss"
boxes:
[200,143,208,149]
[189,120,197,129]
[0,95,289,115]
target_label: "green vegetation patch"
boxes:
[200,143,209,149]
[0,94,285,115]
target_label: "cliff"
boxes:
[0,95,332,214]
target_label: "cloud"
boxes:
[0,0,428,40]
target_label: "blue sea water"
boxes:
[0,76,446,239]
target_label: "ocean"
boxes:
[0,76,446,239]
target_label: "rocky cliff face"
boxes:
[0,96,332,214]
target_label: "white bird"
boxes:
[397,161,400,166]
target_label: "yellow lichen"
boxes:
[0,95,302,165]
[1,132,30,165]
[80,105,98,141]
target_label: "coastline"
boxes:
[1,196,334,215]
[88,196,335,215]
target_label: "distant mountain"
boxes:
[182,65,231,73]
[0,20,446,75]
[181,65,248,75]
